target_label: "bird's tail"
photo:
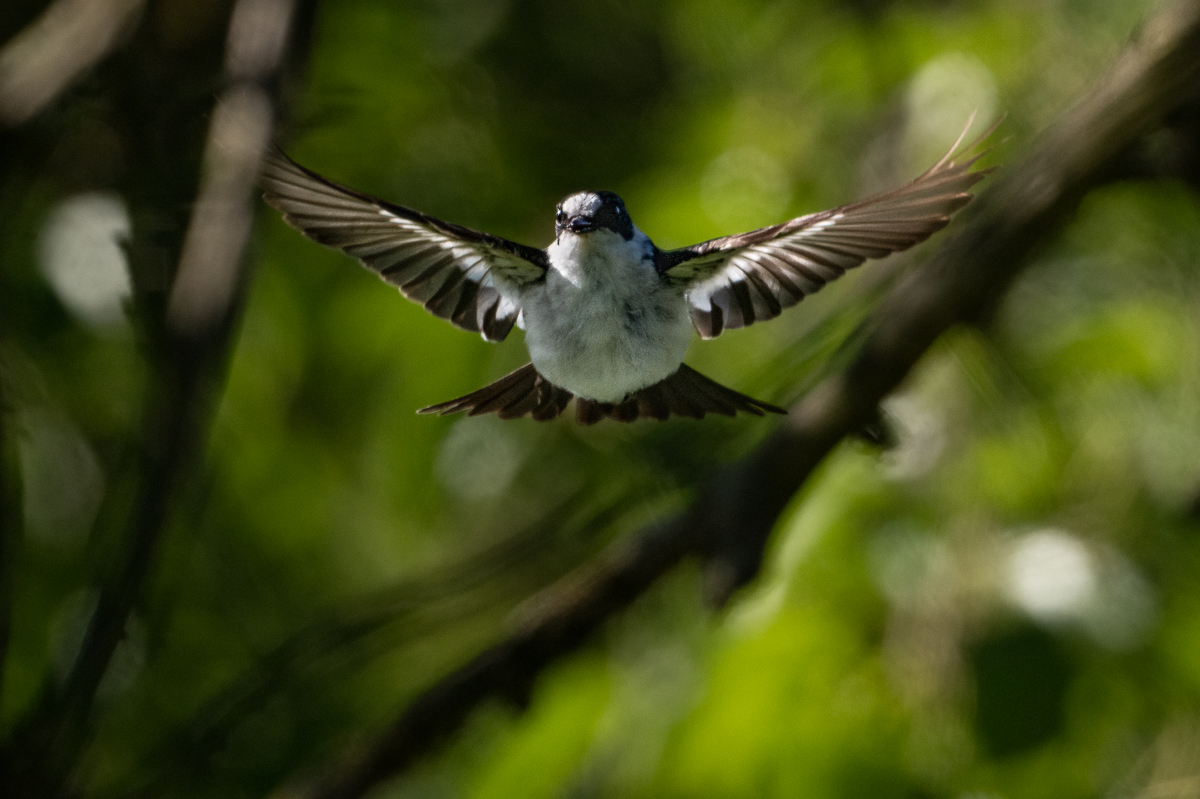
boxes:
[418,363,572,421]
[574,363,786,424]
[420,363,786,425]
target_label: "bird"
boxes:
[259,120,995,425]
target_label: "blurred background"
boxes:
[2,0,1200,797]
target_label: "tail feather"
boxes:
[654,364,786,419]
[572,364,786,424]
[419,364,574,421]
[420,363,786,424]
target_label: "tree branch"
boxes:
[275,2,1200,797]
[0,0,303,794]
[0,0,146,127]
[56,0,298,764]
[0,372,15,702]
[122,493,629,798]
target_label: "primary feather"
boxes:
[260,150,547,342]
[657,119,998,338]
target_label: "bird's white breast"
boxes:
[521,229,693,402]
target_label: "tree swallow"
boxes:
[260,122,993,424]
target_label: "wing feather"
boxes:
[660,117,998,339]
[260,149,548,341]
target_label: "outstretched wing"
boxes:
[657,119,997,339]
[260,150,548,342]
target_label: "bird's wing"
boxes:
[260,150,548,342]
[657,119,997,339]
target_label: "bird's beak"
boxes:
[568,216,595,234]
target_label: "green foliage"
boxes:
[4,0,1200,797]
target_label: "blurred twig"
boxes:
[279,518,693,799]
[0,0,145,127]
[166,0,297,336]
[0,376,14,701]
[0,0,302,794]
[52,0,297,767]
[275,2,1200,797]
[122,493,629,798]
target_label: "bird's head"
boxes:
[555,191,633,240]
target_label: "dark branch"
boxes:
[0,0,303,794]
[275,2,1200,797]
[0,373,15,701]
[56,0,300,764]
[276,520,694,799]
[121,493,629,798]
[0,0,146,127]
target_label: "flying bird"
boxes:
[260,121,994,424]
